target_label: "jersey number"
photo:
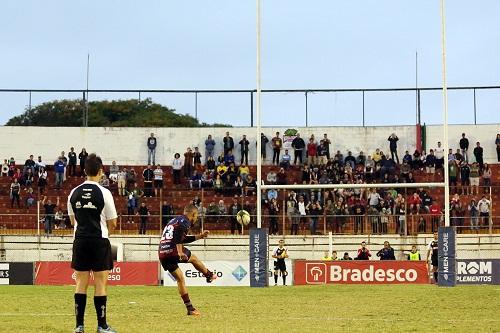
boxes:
[161,225,174,240]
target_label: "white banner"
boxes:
[162,260,293,287]
[0,263,9,285]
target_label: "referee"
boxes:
[69,154,118,333]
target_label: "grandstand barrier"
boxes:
[34,261,158,286]
[293,260,429,285]
[456,259,500,285]
[0,262,33,285]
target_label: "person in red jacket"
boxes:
[408,192,422,214]
[356,241,372,260]
[429,202,442,233]
[307,138,317,166]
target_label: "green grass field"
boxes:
[0,285,499,333]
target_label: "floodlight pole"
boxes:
[256,0,262,228]
[440,0,450,227]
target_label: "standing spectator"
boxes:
[482,163,491,194]
[42,196,59,235]
[24,168,34,188]
[10,178,21,208]
[54,208,66,229]
[321,133,332,159]
[34,156,45,173]
[434,142,444,171]
[425,150,436,175]
[261,133,269,160]
[23,155,36,175]
[153,165,164,197]
[352,198,365,235]
[268,198,280,235]
[38,167,48,195]
[223,131,234,156]
[478,195,491,227]
[271,132,283,166]
[460,162,470,195]
[376,241,396,260]
[60,151,68,181]
[356,241,372,260]
[468,199,479,231]
[78,148,88,177]
[206,156,216,174]
[68,147,77,177]
[317,143,328,166]
[193,147,202,170]
[448,160,459,192]
[161,201,174,229]
[306,138,317,166]
[395,196,406,235]
[117,168,127,196]
[136,202,150,235]
[229,196,241,235]
[496,133,500,162]
[473,142,484,171]
[142,165,154,197]
[54,156,66,190]
[286,193,298,232]
[183,147,194,178]
[108,161,119,183]
[407,245,421,260]
[205,134,216,161]
[429,202,442,233]
[147,133,157,165]
[469,162,480,195]
[172,153,183,187]
[388,133,399,164]
[308,201,322,235]
[292,133,305,165]
[297,195,308,236]
[239,135,250,165]
[459,133,469,163]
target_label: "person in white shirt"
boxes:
[117,168,127,196]
[434,142,445,170]
[477,195,491,227]
[109,161,119,182]
[172,153,184,187]
[153,164,164,197]
[297,195,307,236]
[35,156,46,172]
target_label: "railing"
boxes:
[1,85,500,126]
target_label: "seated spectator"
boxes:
[224,150,235,166]
[301,165,311,184]
[376,241,396,260]
[238,163,250,181]
[318,170,330,184]
[317,143,328,166]
[280,150,292,169]
[321,251,332,261]
[342,252,353,260]
[201,170,213,188]
[334,150,344,166]
[206,156,216,173]
[379,156,395,180]
[38,167,48,195]
[356,151,366,165]
[454,149,464,164]
[407,172,416,184]
[223,174,234,195]
[217,199,227,220]
[371,148,382,165]
[99,174,110,188]
[206,201,219,216]
[266,188,278,203]
[213,174,224,194]
[217,152,225,165]
[400,161,411,182]
[216,163,228,177]
[420,189,433,213]
[425,149,436,174]
[276,167,287,185]
[189,170,202,189]
[344,151,356,169]
[234,175,244,196]
[403,151,412,164]
[54,208,66,229]
[24,168,34,187]
[407,245,421,260]
[409,192,422,214]
[25,187,36,209]
[244,175,257,196]
[109,161,119,182]
[266,170,277,184]
[412,149,423,170]
[13,168,23,185]
[417,215,426,233]
[356,241,372,260]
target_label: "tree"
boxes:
[6,98,230,127]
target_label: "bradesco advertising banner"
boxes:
[294,260,429,285]
[35,262,158,286]
[456,259,500,285]
[162,260,294,287]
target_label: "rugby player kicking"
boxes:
[159,204,217,316]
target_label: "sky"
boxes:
[1,0,500,127]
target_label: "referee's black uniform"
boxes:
[69,180,117,271]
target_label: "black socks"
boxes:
[74,293,87,327]
[94,296,108,329]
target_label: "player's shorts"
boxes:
[160,247,192,273]
[274,260,286,272]
[154,180,163,188]
[71,238,113,272]
[431,256,438,267]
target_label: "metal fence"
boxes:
[2,85,500,126]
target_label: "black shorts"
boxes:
[71,238,113,272]
[431,256,438,267]
[160,247,192,273]
[154,180,163,189]
[274,260,286,272]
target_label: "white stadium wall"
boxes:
[0,124,497,166]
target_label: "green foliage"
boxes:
[6,98,231,127]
